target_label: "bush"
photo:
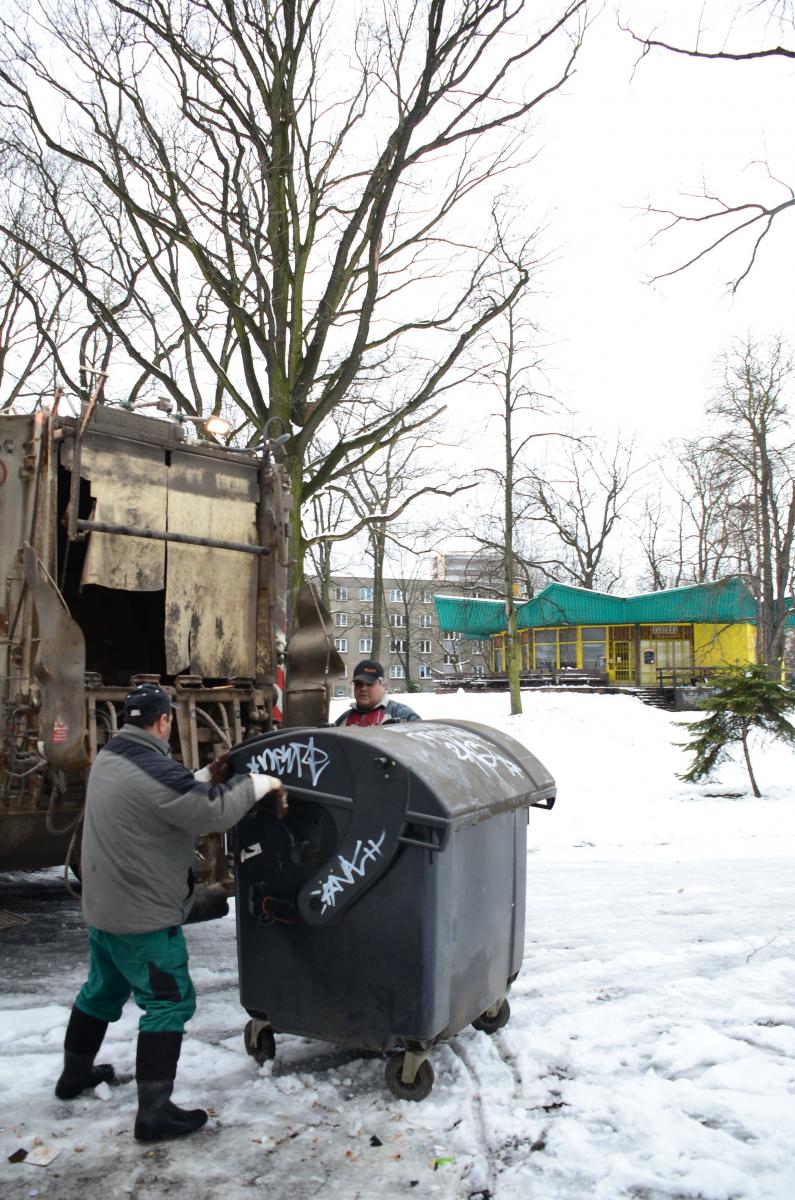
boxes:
[678,664,795,798]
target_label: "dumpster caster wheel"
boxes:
[244,1019,276,1065]
[472,998,510,1035]
[384,1054,434,1102]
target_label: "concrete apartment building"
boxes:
[324,554,501,696]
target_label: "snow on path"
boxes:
[1,692,794,1199]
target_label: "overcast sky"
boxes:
[339,1,795,577]
[532,0,795,449]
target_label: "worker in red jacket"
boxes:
[334,660,420,727]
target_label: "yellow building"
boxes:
[434,578,776,688]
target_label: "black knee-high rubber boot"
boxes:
[55,1006,116,1099]
[134,1031,207,1142]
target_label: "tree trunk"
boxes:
[740,722,761,798]
[506,595,522,716]
[370,525,386,662]
[287,457,305,630]
[502,315,522,716]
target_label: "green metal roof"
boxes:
[516,577,761,628]
[435,577,792,635]
[515,584,626,628]
[433,595,507,637]
[626,577,758,623]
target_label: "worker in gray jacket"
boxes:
[55,682,286,1142]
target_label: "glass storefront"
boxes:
[581,626,606,671]
[493,623,694,684]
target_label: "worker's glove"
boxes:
[194,751,231,785]
[250,773,289,819]
[184,885,230,924]
[208,751,231,785]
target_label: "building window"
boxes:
[387,588,404,603]
[359,587,373,601]
[358,638,372,653]
[419,613,433,628]
[361,612,373,627]
[473,664,485,677]
[389,664,405,679]
[529,626,580,670]
[334,638,348,653]
[471,640,483,653]
[419,664,433,679]
[418,639,431,654]
[389,613,406,628]
[390,638,406,653]
[533,628,555,668]
[333,612,348,627]
[334,684,347,697]
[419,591,432,604]
[581,625,606,671]
[559,626,577,668]
[334,586,348,602]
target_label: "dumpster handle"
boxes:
[272,783,354,809]
[397,809,451,853]
[397,832,445,852]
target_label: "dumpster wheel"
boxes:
[384,1053,434,1102]
[472,998,510,1035]
[244,1018,276,1065]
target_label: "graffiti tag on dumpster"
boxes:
[309,831,387,914]
[246,736,330,787]
[404,728,523,782]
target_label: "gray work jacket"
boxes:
[80,724,255,934]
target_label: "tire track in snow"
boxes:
[446,1025,582,1198]
[447,1029,537,1197]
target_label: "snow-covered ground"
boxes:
[1,691,794,1199]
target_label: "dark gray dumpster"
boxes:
[228,719,555,1100]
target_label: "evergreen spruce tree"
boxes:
[678,664,795,798]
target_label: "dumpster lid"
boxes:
[333,718,556,825]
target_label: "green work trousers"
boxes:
[75,925,197,1034]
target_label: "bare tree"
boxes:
[529,436,637,591]
[637,336,795,677]
[702,335,795,671]
[637,492,678,592]
[624,2,795,290]
[382,551,437,692]
[672,439,740,583]
[322,425,473,660]
[0,188,86,411]
[0,0,589,607]
[303,488,355,612]
[638,440,740,591]
[465,284,566,713]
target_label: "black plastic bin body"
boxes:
[229,719,555,1053]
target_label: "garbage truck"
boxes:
[0,401,342,881]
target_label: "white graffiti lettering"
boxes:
[309,831,387,914]
[246,736,330,787]
[404,727,523,781]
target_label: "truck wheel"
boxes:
[472,998,510,1034]
[384,1054,434,1102]
[244,1019,276,1065]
